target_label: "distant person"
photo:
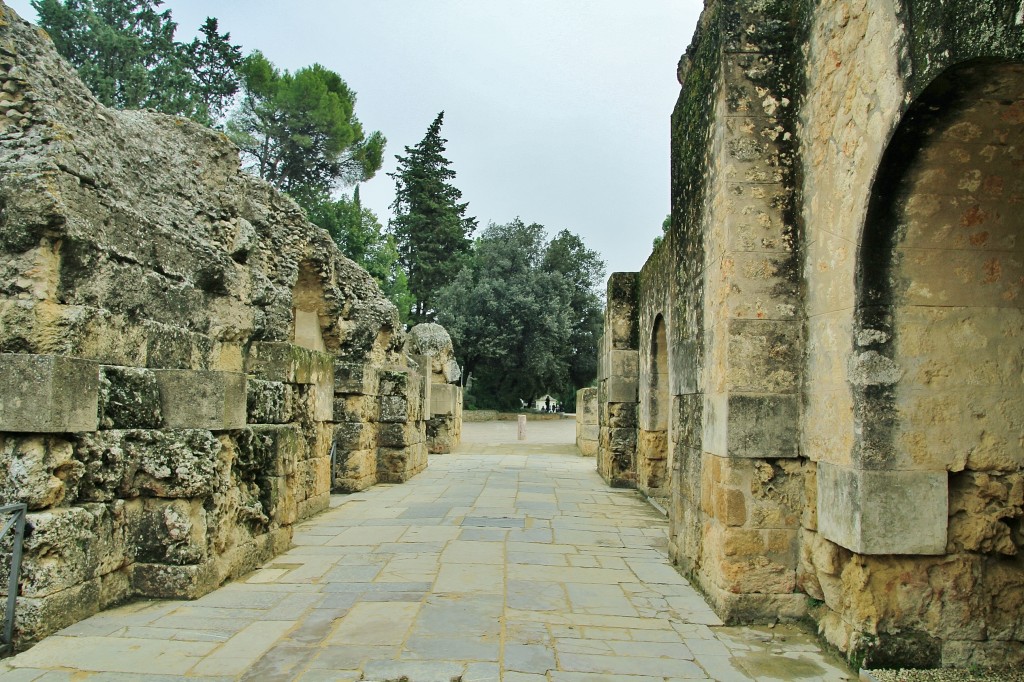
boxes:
[545,396,551,412]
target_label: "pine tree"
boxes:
[388,112,476,323]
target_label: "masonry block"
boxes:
[817,461,948,555]
[607,376,639,404]
[244,342,332,385]
[430,383,459,417]
[243,424,304,476]
[152,369,246,430]
[99,365,162,429]
[379,395,408,423]
[246,379,292,424]
[726,393,799,458]
[0,353,99,432]
[334,362,378,395]
[608,349,640,379]
[333,421,375,451]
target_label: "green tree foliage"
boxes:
[435,220,605,411]
[32,0,241,125]
[542,230,606,406]
[305,187,414,322]
[389,112,476,323]
[652,214,671,248]
[226,51,385,199]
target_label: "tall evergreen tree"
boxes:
[32,0,241,125]
[388,112,476,323]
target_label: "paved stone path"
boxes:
[2,425,855,681]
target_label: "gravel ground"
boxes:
[865,669,1024,682]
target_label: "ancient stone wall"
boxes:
[0,4,447,648]
[405,323,463,454]
[598,0,1024,669]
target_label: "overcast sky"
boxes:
[6,0,701,277]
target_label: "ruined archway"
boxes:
[638,313,670,502]
[816,59,1024,655]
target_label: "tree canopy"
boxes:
[226,51,385,201]
[305,187,414,322]
[435,219,605,410]
[32,0,242,125]
[389,112,476,324]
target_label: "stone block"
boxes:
[132,560,218,600]
[0,353,99,432]
[378,368,410,396]
[14,579,102,646]
[246,379,292,424]
[298,492,330,521]
[332,448,375,492]
[75,429,221,500]
[377,422,419,448]
[608,349,640,379]
[298,379,333,422]
[152,369,246,430]
[133,498,208,566]
[143,321,214,370]
[244,342,332,385]
[241,424,304,476]
[0,435,82,509]
[379,395,409,423]
[607,376,639,404]
[99,365,163,429]
[334,361,378,395]
[430,383,459,417]
[576,387,598,423]
[263,475,298,526]
[726,393,799,458]
[817,462,948,555]
[333,421,375,450]
[18,503,131,598]
[726,319,800,394]
[334,394,378,422]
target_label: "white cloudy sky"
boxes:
[6,0,702,276]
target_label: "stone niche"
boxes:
[0,4,455,649]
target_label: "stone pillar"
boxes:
[575,387,598,456]
[684,1,806,623]
[596,273,639,487]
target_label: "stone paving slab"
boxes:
[1,443,855,681]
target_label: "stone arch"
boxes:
[638,313,670,501]
[822,59,1024,556]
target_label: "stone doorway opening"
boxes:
[638,313,670,504]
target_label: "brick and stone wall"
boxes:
[0,4,452,649]
[597,0,1024,669]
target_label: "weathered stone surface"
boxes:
[246,379,292,425]
[0,435,82,509]
[817,462,948,555]
[0,353,99,432]
[99,366,162,429]
[152,369,246,430]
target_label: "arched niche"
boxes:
[292,261,328,352]
[638,314,671,499]
[821,59,1024,556]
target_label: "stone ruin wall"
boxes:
[574,387,598,457]
[596,0,1023,669]
[0,4,456,648]
[405,322,464,455]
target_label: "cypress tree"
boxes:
[388,112,477,323]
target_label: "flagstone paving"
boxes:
[1,425,856,681]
